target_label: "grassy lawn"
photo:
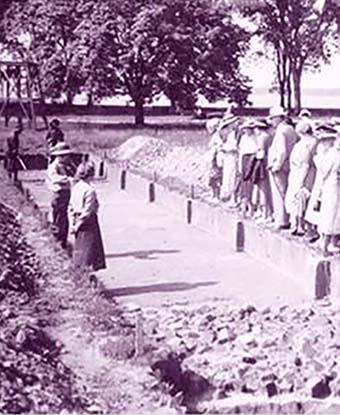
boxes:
[0,115,211,156]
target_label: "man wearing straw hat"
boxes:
[267,106,298,230]
[46,142,74,249]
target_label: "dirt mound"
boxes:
[0,202,86,414]
[116,136,170,162]
[115,136,210,196]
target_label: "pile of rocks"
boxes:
[114,136,210,197]
[0,202,87,413]
[143,299,340,412]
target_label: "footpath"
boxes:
[20,167,308,309]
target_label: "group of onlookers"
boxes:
[207,107,340,256]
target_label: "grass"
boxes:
[0,117,211,156]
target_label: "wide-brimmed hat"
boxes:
[206,118,221,134]
[252,119,270,129]
[315,123,337,140]
[299,109,312,118]
[50,142,73,156]
[240,119,255,130]
[268,106,286,119]
[219,113,239,130]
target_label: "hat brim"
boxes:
[50,149,73,156]
[219,116,239,129]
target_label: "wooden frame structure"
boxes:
[0,60,46,129]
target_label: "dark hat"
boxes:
[50,118,60,127]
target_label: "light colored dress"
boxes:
[285,134,317,218]
[318,146,340,235]
[305,142,332,226]
[219,130,239,200]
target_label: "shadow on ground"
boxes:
[101,281,218,298]
[105,249,180,260]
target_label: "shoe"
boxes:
[292,229,305,237]
[309,235,320,244]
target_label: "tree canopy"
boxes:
[3,0,251,124]
[232,0,340,113]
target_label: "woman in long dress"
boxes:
[70,161,106,272]
[305,126,337,243]
[318,131,340,255]
[285,120,317,236]
[218,114,240,207]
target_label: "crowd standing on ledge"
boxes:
[207,106,340,257]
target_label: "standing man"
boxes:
[46,142,74,249]
[46,118,64,151]
[6,126,22,182]
[267,106,298,230]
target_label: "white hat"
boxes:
[299,109,311,118]
[240,119,255,130]
[206,118,221,134]
[219,113,239,129]
[50,142,73,156]
[268,106,286,118]
[296,119,313,135]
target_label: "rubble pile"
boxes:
[114,136,210,196]
[144,300,340,413]
[0,202,86,414]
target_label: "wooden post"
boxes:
[120,170,127,190]
[236,221,245,252]
[99,161,105,178]
[149,182,155,203]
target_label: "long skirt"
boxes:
[305,173,322,226]
[73,213,106,271]
[318,174,340,235]
[221,153,238,200]
[51,189,70,248]
[285,165,309,218]
[239,154,255,201]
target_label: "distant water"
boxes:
[250,88,340,109]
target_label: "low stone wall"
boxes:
[111,163,340,301]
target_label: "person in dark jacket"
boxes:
[6,127,22,182]
[46,118,64,151]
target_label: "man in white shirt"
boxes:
[46,143,75,249]
[267,106,298,230]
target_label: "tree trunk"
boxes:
[66,91,74,106]
[292,66,302,115]
[134,97,145,126]
[87,93,93,108]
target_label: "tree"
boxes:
[233,0,339,113]
[4,0,84,104]
[76,0,251,124]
